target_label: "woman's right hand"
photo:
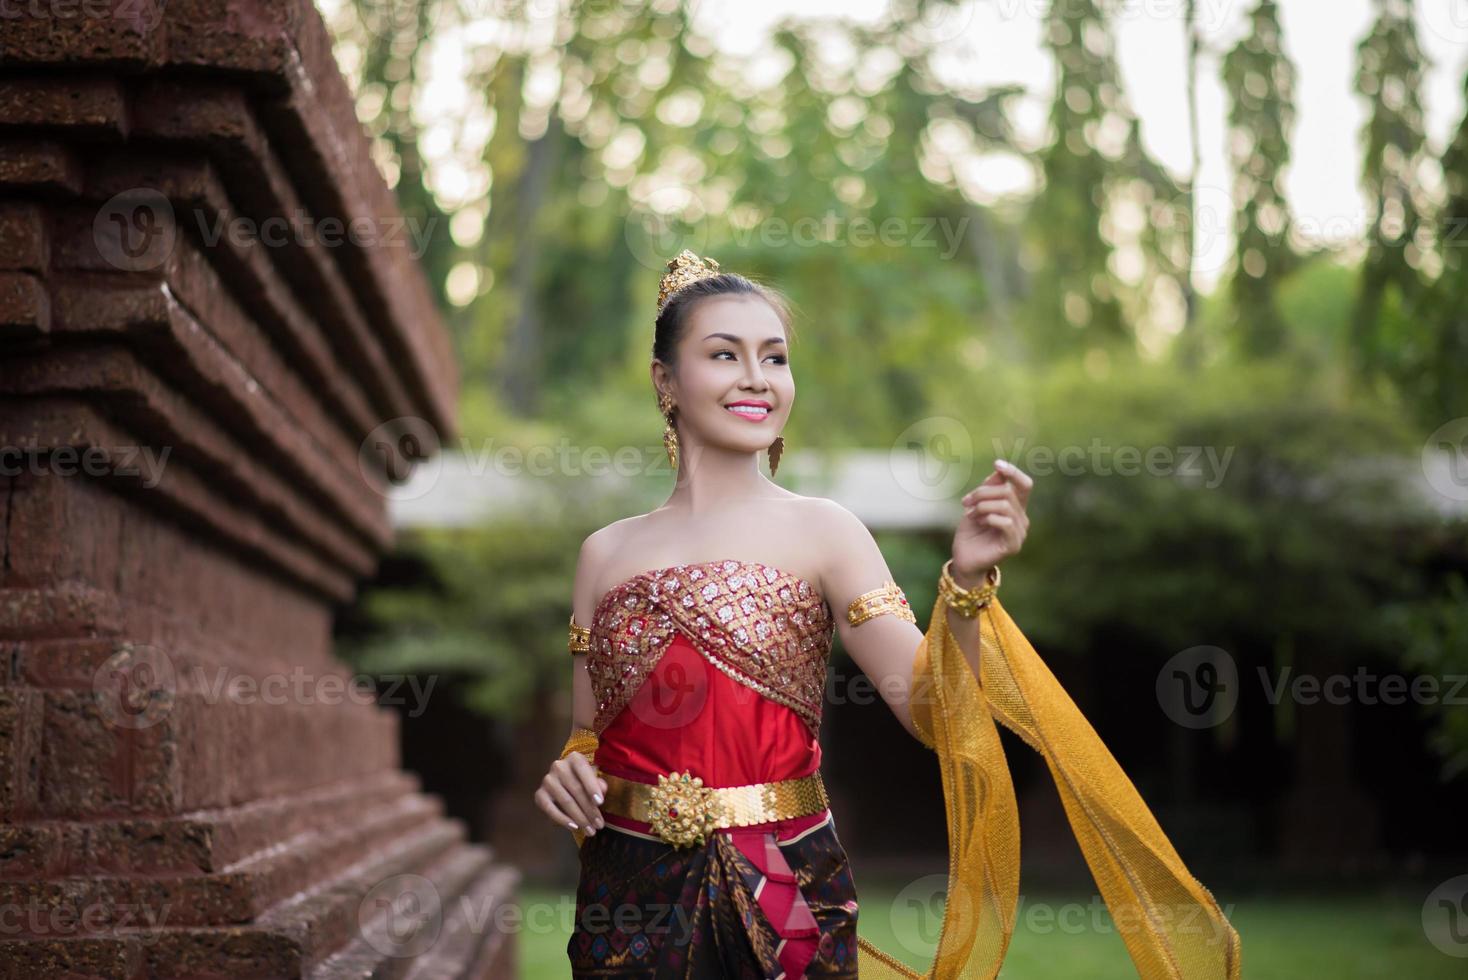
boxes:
[536,751,607,836]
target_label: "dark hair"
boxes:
[652,269,797,368]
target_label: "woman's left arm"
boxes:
[817,459,1033,744]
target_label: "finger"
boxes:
[545,769,595,831]
[962,469,1006,503]
[966,483,1016,503]
[996,459,1033,505]
[984,513,1022,550]
[983,513,1016,539]
[535,786,582,832]
[569,754,606,827]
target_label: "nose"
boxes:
[740,358,769,391]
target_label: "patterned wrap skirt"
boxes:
[568,808,861,979]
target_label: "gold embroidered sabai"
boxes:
[585,559,833,737]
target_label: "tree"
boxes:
[1221,0,1299,358]
[1351,0,1432,378]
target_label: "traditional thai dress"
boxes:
[566,558,1241,979]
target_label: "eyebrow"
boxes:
[702,332,786,345]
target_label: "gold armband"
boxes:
[938,559,1001,618]
[568,613,590,654]
[846,580,917,627]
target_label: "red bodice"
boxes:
[596,630,828,837]
[586,559,837,838]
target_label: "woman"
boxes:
[536,250,1241,979]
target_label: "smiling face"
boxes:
[653,294,793,456]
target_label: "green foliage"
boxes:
[1379,572,1468,780]
[984,354,1426,660]
[340,515,603,720]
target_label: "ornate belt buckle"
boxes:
[647,770,719,848]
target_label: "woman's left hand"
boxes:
[951,459,1032,583]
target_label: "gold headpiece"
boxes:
[657,249,722,313]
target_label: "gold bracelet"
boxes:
[846,580,917,627]
[568,613,590,654]
[559,726,599,762]
[938,559,1001,618]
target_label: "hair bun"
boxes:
[657,249,722,313]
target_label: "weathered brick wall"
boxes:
[0,3,518,977]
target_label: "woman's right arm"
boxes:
[533,530,609,837]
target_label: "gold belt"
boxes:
[599,768,829,848]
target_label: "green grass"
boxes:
[514,880,1461,978]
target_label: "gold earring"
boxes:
[768,435,784,477]
[658,390,679,473]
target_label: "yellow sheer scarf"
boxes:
[854,589,1242,979]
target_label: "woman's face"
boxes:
[658,294,793,455]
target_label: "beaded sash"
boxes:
[586,559,835,737]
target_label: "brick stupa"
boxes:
[0,2,518,976]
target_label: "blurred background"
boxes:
[317,1,1468,975]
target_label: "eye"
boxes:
[713,349,787,365]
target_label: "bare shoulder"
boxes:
[785,495,878,571]
[793,494,868,541]
[572,515,645,624]
[579,513,642,559]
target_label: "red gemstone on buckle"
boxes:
[669,807,678,817]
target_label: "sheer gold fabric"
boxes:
[855,590,1242,979]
